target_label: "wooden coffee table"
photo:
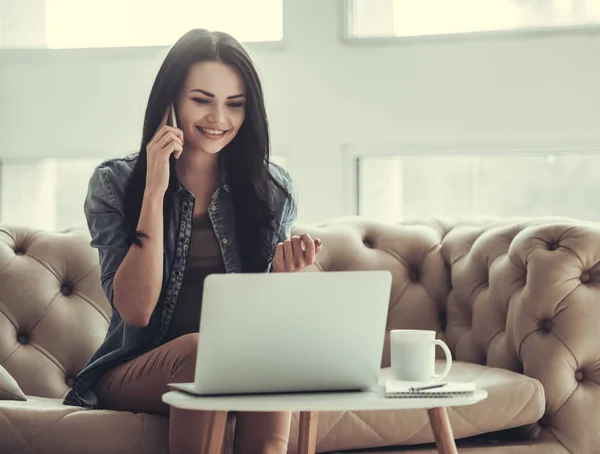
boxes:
[163,381,487,454]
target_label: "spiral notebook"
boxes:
[385,380,476,398]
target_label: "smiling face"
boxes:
[176,60,246,155]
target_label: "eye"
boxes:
[228,102,245,109]
[191,98,210,105]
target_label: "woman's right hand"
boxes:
[144,105,184,197]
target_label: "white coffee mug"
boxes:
[390,329,452,382]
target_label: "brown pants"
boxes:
[95,333,292,454]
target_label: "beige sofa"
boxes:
[0,216,598,454]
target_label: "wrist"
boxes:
[143,188,166,202]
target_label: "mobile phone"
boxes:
[169,102,178,128]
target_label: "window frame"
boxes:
[342,0,600,45]
[343,140,600,216]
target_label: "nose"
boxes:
[207,104,225,125]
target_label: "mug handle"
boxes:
[431,340,452,380]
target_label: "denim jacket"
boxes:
[64,152,297,408]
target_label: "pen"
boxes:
[409,383,447,392]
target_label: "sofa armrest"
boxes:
[445,221,600,454]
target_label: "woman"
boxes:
[64,29,321,454]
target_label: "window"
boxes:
[358,151,600,222]
[0,154,288,231]
[44,0,283,49]
[348,0,600,39]
[0,158,102,231]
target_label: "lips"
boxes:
[197,126,225,135]
[196,126,229,141]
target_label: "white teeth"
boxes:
[199,127,225,135]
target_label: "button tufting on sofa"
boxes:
[17,333,29,345]
[580,272,591,284]
[363,238,373,248]
[60,284,73,296]
[409,269,420,282]
[575,370,585,382]
[65,377,75,387]
[540,319,553,332]
[548,242,559,251]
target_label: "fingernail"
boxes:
[315,238,322,246]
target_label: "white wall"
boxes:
[0,0,45,47]
[1,0,600,222]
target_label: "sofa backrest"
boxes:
[292,215,600,454]
[0,226,111,400]
[2,217,600,452]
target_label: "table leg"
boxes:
[298,411,318,454]
[427,408,458,454]
[207,411,228,454]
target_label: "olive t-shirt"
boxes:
[163,213,226,343]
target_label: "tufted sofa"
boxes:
[0,216,599,454]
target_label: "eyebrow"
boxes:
[190,88,246,99]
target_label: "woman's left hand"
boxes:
[272,233,322,272]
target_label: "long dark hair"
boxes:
[124,29,291,272]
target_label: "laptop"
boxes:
[169,270,392,396]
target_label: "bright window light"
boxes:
[349,0,600,38]
[44,0,283,49]
[358,152,600,222]
[0,158,102,231]
[0,154,288,231]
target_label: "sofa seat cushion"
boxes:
[0,396,168,454]
[288,362,545,453]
